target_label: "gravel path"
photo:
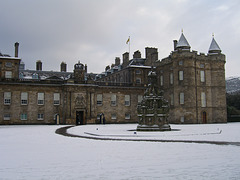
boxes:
[55,126,240,146]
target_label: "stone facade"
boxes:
[0,33,227,125]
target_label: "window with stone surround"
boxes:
[125,95,130,106]
[5,71,12,78]
[170,72,173,85]
[179,71,184,81]
[37,113,44,120]
[54,93,60,105]
[125,113,131,120]
[21,113,27,120]
[4,92,11,105]
[180,92,184,105]
[138,95,143,103]
[135,70,141,74]
[21,92,28,105]
[136,78,141,84]
[97,94,103,106]
[111,94,117,106]
[38,93,44,105]
[4,114,10,120]
[200,71,205,82]
[201,92,206,107]
[111,113,117,120]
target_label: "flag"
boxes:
[126,37,130,44]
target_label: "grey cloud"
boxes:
[0,0,240,76]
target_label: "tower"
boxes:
[74,61,86,83]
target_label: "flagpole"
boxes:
[128,36,130,56]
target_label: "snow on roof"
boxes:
[176,33,191,49]
[208,37,221,53]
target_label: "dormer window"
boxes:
[5,62,12,67]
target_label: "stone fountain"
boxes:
[137,70,171,131]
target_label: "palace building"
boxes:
[0,33,227,125]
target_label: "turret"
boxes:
[176,33,191,51]
[208,35,222,54]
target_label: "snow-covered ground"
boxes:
[1,123,240,180]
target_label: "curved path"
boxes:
[55,126,240,146]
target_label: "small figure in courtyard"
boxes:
[103,114,106,125]
[99,113,102,124]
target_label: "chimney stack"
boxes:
[36,60,42,71]
[115,57,120,66]
[122,52,129,68]
[60,62,67,72]
[173,40,178,51]
[14,42,19,57]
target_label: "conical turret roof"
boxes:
[208,37,221,54]
[176,33,191,50]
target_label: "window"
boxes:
[179,71,183,81]
[201,92,206,107]
[180,116,184,123]
[38,93,44,105]
[125,95,130,106]
[200,64,205,68]
[97,94,103,105]
[111,114,117,120]
[200,71,205,82]
[125,113,131,120]
[4,92,11,105]
[21,113,27,120]
[5,62,12,67]
[180,92,184,105]
[21,92,28,105]
[5,71,12,78]
[32,73,39,79]
[170,73,173,85]
[170,94,174,106]
[138,95,143,103]
[179,61,183,65]
[4,114,10,120]
[136,70,141,74]
[54,93,60,105]
[136,78,141,84]
[160,75,163,86]
[111,94,117,106]
[37,113,44,120]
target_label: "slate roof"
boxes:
[208,37,221,53]
[176,33,191,49]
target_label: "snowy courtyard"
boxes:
[1,123,240,180]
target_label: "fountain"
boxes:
[137,70,171,131]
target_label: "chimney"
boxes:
[173,40,178,51]
[133,50,141,58]
[122,52,129,68]
[14,42,19,57]
[60,62,67,72]
[115,57,120,66]
[36,60,42,71]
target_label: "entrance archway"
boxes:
[76,111,84,125]
[202,111,207,124]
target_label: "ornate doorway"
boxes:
[76,111,84,125]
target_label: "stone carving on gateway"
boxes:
[75,94,86,108]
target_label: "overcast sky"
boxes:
[0,0,239,77]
